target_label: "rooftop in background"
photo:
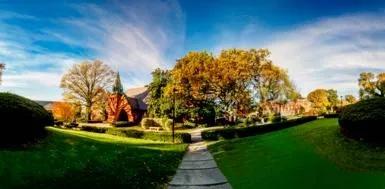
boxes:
[126,86,149,110]
[35,100,59,111]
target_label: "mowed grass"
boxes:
[0,127,187,189]
[209,119,385,189]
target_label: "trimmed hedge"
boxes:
[339,98,385,141]
[0,92,54,146]
[106,128,191,143]
[141,118,172,131]
[111,121,130,127]
[323,113,339,118]
[80,125,109,133]
[202,116,318,141]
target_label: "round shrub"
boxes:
[339,98,385,142]
[0,93,54,146]
[141,118,161,129]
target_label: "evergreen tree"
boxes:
[113,72,124,94]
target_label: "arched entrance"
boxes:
[117,109,128,122]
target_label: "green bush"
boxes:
[111,121,130,127]
[141,118,161,129]
[323,113,339,118]
[80,125,109,133]
[202,116,317,141]
[106,128,191,143]
[0,92,54,146]
[141,118,172,131]
[339,98,385,141]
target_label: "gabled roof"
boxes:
[125,87,149,110]
[35,100,58,111]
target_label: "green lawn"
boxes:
[209,119,385,189]
[0,127,187,189]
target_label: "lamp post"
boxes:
[340,96,343,107]
[172,85,176,144]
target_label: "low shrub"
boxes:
[339,98,385,142]
[0,92,54,146]
[80,125,109,133]
[54,120,64,127]
[202,116,317,141]
[64,122,78,128]
[141,118,161,129]
[87,120,103,124]
[106,128,191,143]
[141,118,172,131]
[183,121,196,129]
[323,113,339,118]
[112,121,130,127]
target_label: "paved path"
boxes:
[168,131,232,189]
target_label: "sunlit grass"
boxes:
[209,119,385,189]
[0,127,187,189]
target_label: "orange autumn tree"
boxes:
[52,102,76,122]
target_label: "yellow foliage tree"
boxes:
[307,89,331,114]
[52,102,76,122]
[359,72,385,99]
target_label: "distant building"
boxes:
[264,98,312,116]
[35,100,58,111]
[106,72,149,124]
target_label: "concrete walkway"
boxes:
[168,131,232,189]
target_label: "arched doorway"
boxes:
[117,109,128,122]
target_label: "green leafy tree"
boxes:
[112,72,124,94]
[147,68,171,117]
[345,95,357,104]
[359,72,385,99]
[326,89,338,112]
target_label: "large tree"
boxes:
[0,63,5,85]
[60,60,115,121]
[147,68,181,118]
[212,49,263,119]
[359,72,385,99]
[345,95,357,104]
[326,89,338,112]
[165,51,216,123]
[307,89,331,114]
[255,62,299,104]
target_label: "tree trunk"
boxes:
[86,102,93,122]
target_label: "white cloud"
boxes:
[267,12,385,97]
[214,12,385,97]
[0,1,185,100]
[3,72,61,88]
[52,1,185,88]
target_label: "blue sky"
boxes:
[1,0,385,100]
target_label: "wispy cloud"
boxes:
[268,12,385,96]
[50,1,185,87]
[214,12,385,97]
[0,11,82,100]
[0,1,185,100]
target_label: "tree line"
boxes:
[54,50,383,124]
[147,48,299,124]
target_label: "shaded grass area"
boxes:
[209,119,385,189]
[0,127,187,189]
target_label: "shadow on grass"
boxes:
[291,118,385,172]
[0,128,187,189]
